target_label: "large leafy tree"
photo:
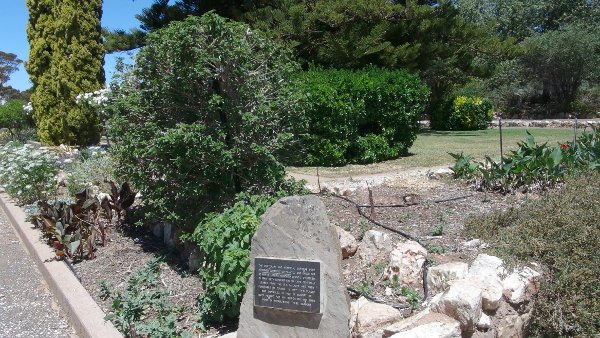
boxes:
[26,0,105,145]
[0,51,23,100]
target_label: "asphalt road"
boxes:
[0,207,75,338]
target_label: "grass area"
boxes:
[288,128,574,177]
[466,172,600,337]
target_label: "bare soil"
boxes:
[67,169,532,335]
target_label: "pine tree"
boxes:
[26,0,105,145]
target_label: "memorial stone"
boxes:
[238,196,350,338]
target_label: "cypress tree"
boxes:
[26,0,105,145]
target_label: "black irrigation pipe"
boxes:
[346,287,412,310]
[317,191,477,305]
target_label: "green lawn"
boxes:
[288,128,575,178]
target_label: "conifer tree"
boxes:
[27,0,105,145]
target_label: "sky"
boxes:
[0,0,157,91]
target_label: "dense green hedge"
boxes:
[291,68,429,166]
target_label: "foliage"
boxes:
[0,51,22,99]
[26,0,104,145]
[103,257,193,338]
[110,13,302,229]
[465,172,600,336]
[29,184,134,260]
[65,151,116,196]
[190,193,288,325]
[0,142,58,204]
[519,24,600,115]
[0,99,31,138]
[450,129,600,192]
[447,96,494,130]
[292,68,429,166]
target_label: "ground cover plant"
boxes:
[466,172,600,336]
[0,142,58,204]
[291,68,429,166]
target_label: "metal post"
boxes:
[499,116,504,167]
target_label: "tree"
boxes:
[0,99,29,137]
[26,0,105,145]
[0,51,23,100]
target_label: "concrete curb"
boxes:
[0,193,122,338]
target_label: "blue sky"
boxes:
[0,0,156,91]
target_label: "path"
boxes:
[0,207,75,338]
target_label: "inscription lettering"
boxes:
[254,258,321,313]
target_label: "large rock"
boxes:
[430,279,482,333]
[467,275,503,312]
[337,226,359,259]
[427,262,468,295]
[355,300,403,335]
[384,312,461,338]
[237,196,350,338]
[359,230,393,264]
[468,254,505,279]
[502,267,541,304]
[384,241,428,288]
[496,311,532,338]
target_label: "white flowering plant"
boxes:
[0,142,58,205]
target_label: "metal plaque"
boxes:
[254,257,321,313]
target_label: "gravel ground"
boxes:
[0,208,75,338]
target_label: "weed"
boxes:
[374,262,387,275]
[353,281,373,297]
[425,243,447,254]
[400,286,421,310]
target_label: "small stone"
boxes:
[502,267,541,304]
[336,226,359,259]
[385,287,393,297]
[359,230,393,264]
[468,254,505,279]
[385,313,461,338]
[355,300,404,335]
[427,261,468,295]
[430,279,482,333]
[496,311,532,338]
[476,313,491,331]
[384,240,428,288]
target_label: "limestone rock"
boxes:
[382,309,431,337]
[219,333,237,338]
[476,313,491,331]
[384,241,428,288]
[428,168,454,180]
[469,275,503,312]
[430,279,482,333]
[355,300,403,335]
[237,196,350,338]
[386,313,461,338]
[468,254,505,279]
[359,230,393,264]
[427,262,468,295]
[496,311,532,338]
[337,226,359,259]
[502,267,541,304]
[350,297,371,331]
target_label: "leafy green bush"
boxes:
[449,96,493,130]
[450,128,600,192]
[0,99,30,138]
[466,172,600,336]
[110,13,303,229]
[292,67,429,166]
[0,142,58,204]
[431,95,493,131]
[189,193,278,325]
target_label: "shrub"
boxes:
[465,172,600,336]
[109,13,302,229]
[65,150,116,196]
[0,99,30,138]
[292,67,430,166]
[191,194,275,325]
[431,94,493,131]
[0,142,58,204]
[449,96,493,130]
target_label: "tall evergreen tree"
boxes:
[26,0,105,145]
